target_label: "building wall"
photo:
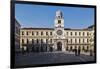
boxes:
[20,28,94,53]
[15,19,21,52]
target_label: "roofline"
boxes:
[21,28,93,31]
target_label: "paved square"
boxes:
[15,52,95,67]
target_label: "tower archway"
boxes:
[57,42,62,51]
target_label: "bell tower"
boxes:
[54,10,64,39]
[54,10,66,51]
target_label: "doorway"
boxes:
[57,42,62,51]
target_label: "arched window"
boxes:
[75,39,77,43]
[22,31,24,35]
[22,39,24,44]
[32,31,34,35]
[70,39,72,44]
[27,39,29,44]
[41,31,43,35]
[50,39,52,44]
[36,39,39,44]
[41,39,43,43]
[26,31,28,35]
[32,39,34,44]
[70,32,72,36]
[75,32,77,36]
[46,39,48,43]
[36,32,38,35]
[50,32,52,35]
[79,39,80,43]
[83,39,84,43]
[79,32,81,36]
[46,32,48,35]
[83,32,85,36]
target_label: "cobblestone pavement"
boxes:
[15,52,95,67]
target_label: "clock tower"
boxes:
[54,10,64,38]
[54,10,66,51]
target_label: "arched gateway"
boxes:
[57,42,62,51]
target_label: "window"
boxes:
[32,39,34,44]
[50,39,52,43]
[66,32,68,35]
[87,39,89,43]
[50,32,52,35]
[75,32,77,36]
[58,16,60,19]
[18,29,20,35]
[32,31,34,35]
[22,31,24,35]
[83,32,85,36]
[15,27,20,34]
[87,32,89,36]
[46,32,48,35]
[58,20,61,24]
[46,39,48,43]
[27,39,29,44]
[36,39,39,44]
[22,39,24,44]
[83,39,84,43]
[79,32,81,36]
[82,46,85,50]
[79,39,80,43]
[66,39,68,43]
[26,31,28,35]
[36,32,39,35]
[41,39,43,43]
[70,32,72,36]
[75,39,77,43]
[41,31,43,35]
[70,39,72,43]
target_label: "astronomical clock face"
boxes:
[57,30,63,35]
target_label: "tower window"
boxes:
[58,16,60,18]
[58,20,61,24]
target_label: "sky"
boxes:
[15,4,95,29]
